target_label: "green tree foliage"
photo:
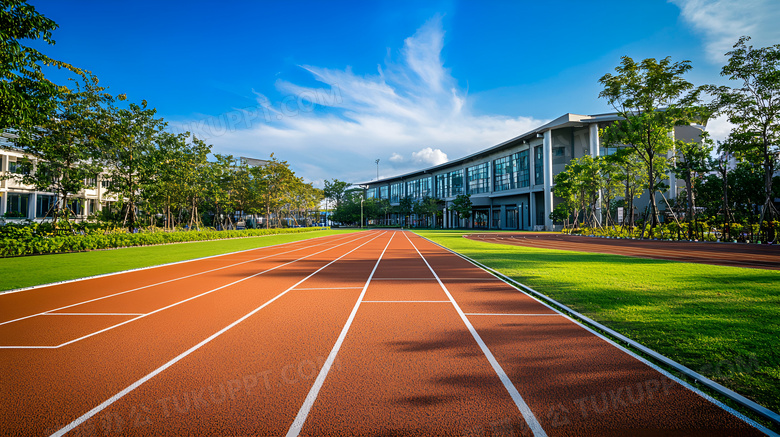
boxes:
[9,74,112,226]
[599,56,698,229]
[323,179,350,208]
[711,36,780,233]
[0,0,82,130]
[450,194,472,224]
[673,130,714,238]
[101,99,167,230]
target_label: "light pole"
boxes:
[375,159,380,180]
[360,198,364,229]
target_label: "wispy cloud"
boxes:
[177,16,545,186]
[671,0,780,62]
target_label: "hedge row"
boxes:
[564,221,777,243]
[0,226,329,257]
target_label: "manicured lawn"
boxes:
[416,230,780,415]
[0,229,360,292]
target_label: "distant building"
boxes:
[360,112,703,230]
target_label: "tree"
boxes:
[451,194,472,226]
[101,99,167,230]
[9,73,112,227]
[712,36,780,239]
[323,179,350,207]
[398,196,414,227]
[674,130,714,238]
[599,56,697,231]
[254,155,296,228]
[1,0,83,130]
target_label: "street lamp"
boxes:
[360,198,365,229]
[375,159,380,180]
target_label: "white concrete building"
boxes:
[361,112,700,230]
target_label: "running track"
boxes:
[466,233,780,270]
[0,230,771,436]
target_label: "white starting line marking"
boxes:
[362,300,450,303]
[294,287,365,290]
[286,233,396,436]
[42,313,147,316]
[48,232,387,437]
[403,232,548,437]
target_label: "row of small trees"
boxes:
[553,36,780,241]
[1,1,322,231]
[323,178,473,227]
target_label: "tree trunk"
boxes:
[685,169,694,240]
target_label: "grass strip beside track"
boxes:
[416,230,780,415]
[0,229,360,292]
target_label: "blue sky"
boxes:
[29,0,780,185]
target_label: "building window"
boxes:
[534,146,543,185]
[493,155,515,191]
[420,177,431,198]
[67,198,83,216]
[86,199,96,216]
[85,176,97,187]
[379,185,388,199]
[9,160,30,175]
[467,162,489,194]
[6,193,29,217]
[36,195,56,218]
[435,173,447,198]
[390,183,402,203]
[516,150,530,188]
[101,178,112,188]
[449,169,464,196]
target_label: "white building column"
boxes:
[529,195,536,229]
[528,144,536,186]
[0,192,6,216]
[543,129,553,231]
[590,123,603,224]
[28,192,37,219]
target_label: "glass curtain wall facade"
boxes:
[467,163,489,194]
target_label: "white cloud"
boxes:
[671,0,780,62]
[389,152,405,163]
[412,147,448,165]
[177,16,546,186]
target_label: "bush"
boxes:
[0,224,329,257]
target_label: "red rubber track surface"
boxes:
[0,231,766,436]
[466,233,780,270]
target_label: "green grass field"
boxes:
[416,230,780,416]
[0,229,360,292]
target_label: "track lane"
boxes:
[0,231,381,436]
[468,233,780,270]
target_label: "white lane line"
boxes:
[294,287,365,290]
[1,232,380,350]
[0,232,374,328]
[286,233,396,437]
[48,232,387,437]
[371,278,436,280]
[403,231,548,437]
[362,300,450,303]
[42,313,147,316]
[463,313,562,316]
